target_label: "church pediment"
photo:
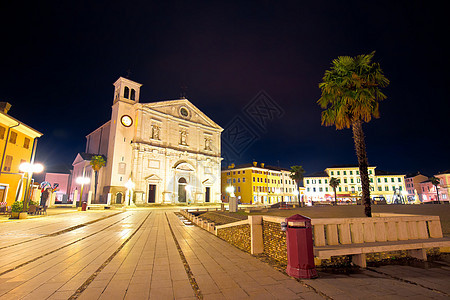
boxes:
[142,99,222,131]
[144,174,163,181]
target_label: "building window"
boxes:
[124,86,130,98]
[319,187,323,192]
[391,178,395,182]
[313,188,316,192]
[345,187,348,191]
[233,179,235,183]
[326,187,328,192]
[243,178,245,183]
[23,137,31,149]
[344,178,347,183]
[0,126,5,139]
[237,178,240,183]
[9,131,17,144]
[325,179,328,184]
[237,187,240,192]
[385,186,389,191]
[385,178,388,183]
[3,155,12,171]
[350,171,353,175]
[253,177,255,182]
[130,89,136,100]
[318,179,321,184]
[370,178,373,183]
[369,170,372,174]
[338,187,342,192]
[377,178,381,183]
[337,171,340,175]
[331,171,334,175]
[398,178,401,182]
[343,171,346,175]
[378,187,382,191]
[351,178,354,183]
[356,171,359,175]
[306,180,309,184]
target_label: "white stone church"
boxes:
[71,77,223,205]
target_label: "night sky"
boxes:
[1,1,449,177]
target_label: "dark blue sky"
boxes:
[1,0,448,176]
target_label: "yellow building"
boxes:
[304,165,406,204]
[0,103,43,206]
[221,162,298,204]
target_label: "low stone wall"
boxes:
[217,224,251,253]
[263,220,287,264]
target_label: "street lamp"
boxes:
[76,176,90,207]
[19,162,44,212]
[185,185,192,205]
[226,186,235,198]
[125,178,135,206]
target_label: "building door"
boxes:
[115,193,122,204]
[148,184,156,203]
[205,187,210,202]
[178,177,187,202]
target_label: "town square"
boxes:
[1,0,450,299]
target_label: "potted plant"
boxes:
[10,201,24,219]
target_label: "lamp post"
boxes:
[19,162,44,213]
[185,185,192,205]
[125,178,135,206]
[76,176,90,207]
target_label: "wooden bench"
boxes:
[312,214,450,267]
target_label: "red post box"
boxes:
[81,202,87,211]
[285,214,318,279]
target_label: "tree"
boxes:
[317,52,389,217]
[90,155,106,203]
[430,176,441,204]
[290,165,305,207]
[329,177,340,205]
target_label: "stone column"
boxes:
[72,190,78,207]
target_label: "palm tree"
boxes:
[329,177,340,205]
[90,155,106,203]
[317,52,389,217]
[290,165,305,207]
[430,176,441,204]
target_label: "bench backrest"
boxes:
[312,215,443,247]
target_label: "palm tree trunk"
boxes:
[436,186,440,204]
[333,187,337,206]
[297,181,302,207]
[94,171,98,204]
[352,120,372,217]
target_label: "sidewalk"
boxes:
[0,209,449,299]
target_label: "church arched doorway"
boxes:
[178,177,187,203]
[115,192,123,204]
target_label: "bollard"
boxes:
[285,214,318,279]
[81,202,87,211]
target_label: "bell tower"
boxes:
[113,77,142,104]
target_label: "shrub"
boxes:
[11,201,24,212]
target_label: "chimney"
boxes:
[0,102,11,114]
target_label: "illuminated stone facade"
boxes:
[71,77,222,204]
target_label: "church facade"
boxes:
[71,77,223,205]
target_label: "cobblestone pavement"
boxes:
[0,208,449,299]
